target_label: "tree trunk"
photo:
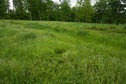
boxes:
[39,10,41,21]
[30,11,32,20]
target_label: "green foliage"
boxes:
[0,0,7,19]
[94,0,126,24]
[55,48,66,54]
[0,0,126,24]
[77,30,89,37]
[75,0,94,22]
[25,23,51,29]
[59,0,71,21]
[124,26,126,30]
[13,0,28,19]
[0,20,126,84]
[20,32,37,41]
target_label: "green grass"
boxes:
[0,20,126,84]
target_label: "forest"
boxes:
[0,0,126,24]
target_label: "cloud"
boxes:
[53,0,96,6]
[9,0,13,9]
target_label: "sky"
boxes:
[9,0,96,9]
[53,0,96,6]
[9,0,13,9]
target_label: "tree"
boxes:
[94,0,126,24]
[60,0,71,21]
[109,0,126,24]
[75,0,94,22]
[50,3,59,21]
[45,0,56,20]
[93,0,108,23]
[0,0,7,19]
[82,0,94,22]
[71,7,78,22]
[26,0,54,20]
[13,0,28,19]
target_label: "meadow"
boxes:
[0,20,126,84]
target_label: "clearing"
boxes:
[0,20,126,84]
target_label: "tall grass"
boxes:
[0,20,126,84]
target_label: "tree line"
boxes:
[0,0,126,24]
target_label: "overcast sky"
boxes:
[53,0,96,6]
[9,0,96,9]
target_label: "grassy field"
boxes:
[0,20,126,84]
